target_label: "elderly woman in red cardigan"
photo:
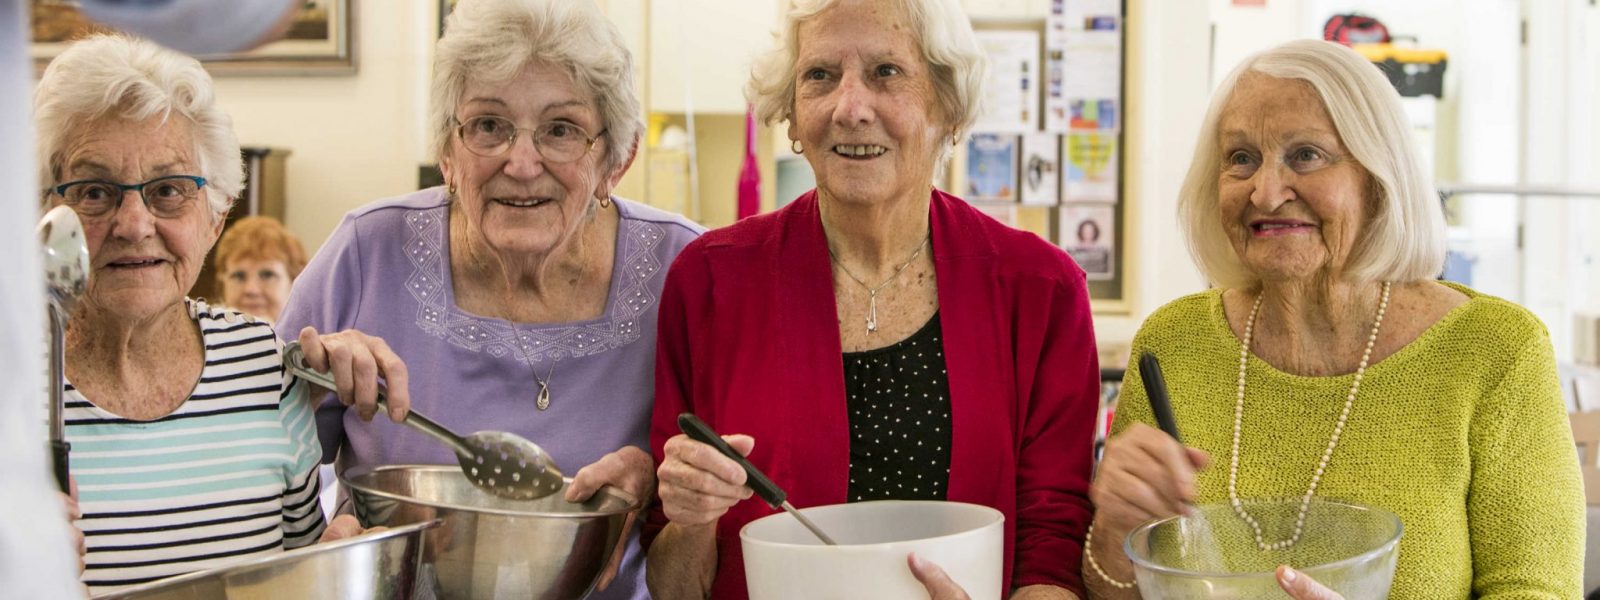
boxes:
[642,1,1099,599]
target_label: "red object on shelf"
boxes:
[737,105,761,220]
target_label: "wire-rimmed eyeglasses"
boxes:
[454,115,606,163]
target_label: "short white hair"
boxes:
[431,0,642,172]
[34,34,241,218]
[746,0,987,151]
[1179,39,1445,289]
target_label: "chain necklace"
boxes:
[828,232,930,334]
[532,361,555,411]
[1229,281,1390,551]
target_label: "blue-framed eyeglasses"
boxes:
[51,175,208,219]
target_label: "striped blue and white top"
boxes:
[65,302,325,593]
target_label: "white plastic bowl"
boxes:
[740,500,1004,600]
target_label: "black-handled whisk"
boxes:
[677,413,837,545]
[1139,352,1182,443]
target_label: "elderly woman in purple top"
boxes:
[277,0,702,596]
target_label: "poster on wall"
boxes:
[972,30,1041,133]
[1061,202,1116,280]
[1020,133,1060,206]
[1043,0,1070,132]
[1060,4,1120,132]
[966,133,1019,203]
[1063,132,1118,203]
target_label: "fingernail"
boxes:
[1280,567,1297,583]
[908,553,924,569]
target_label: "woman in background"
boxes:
[213,215,307,322]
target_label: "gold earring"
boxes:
[791,140,803,154]
[599,196,612,209]
[447,181,456,196]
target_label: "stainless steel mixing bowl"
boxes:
[342,464,639,600]
[93,520,438,600]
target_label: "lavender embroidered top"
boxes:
[278,187,702,600]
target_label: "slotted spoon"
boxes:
[282,341,564,500]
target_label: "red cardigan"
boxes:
[644,190,1098,599]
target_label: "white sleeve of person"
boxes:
[0,2,81,598]
[79,0,299,56]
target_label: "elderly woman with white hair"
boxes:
[645,0,1099,598]
[1086,40,1583,599]
[34,35,404,593]
[276,0,702,597]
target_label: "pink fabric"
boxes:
[645,189,1099,599]
[736,106,760,220]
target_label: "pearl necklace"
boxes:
[1228,281,1390,551]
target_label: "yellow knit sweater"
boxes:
[1111,284,1584,599]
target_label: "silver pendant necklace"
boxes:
[829,232,930,334]
[533,361,554,410]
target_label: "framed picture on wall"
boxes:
[30,0,357,75]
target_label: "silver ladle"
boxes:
[39,206,89,493]
[280,341,565,500]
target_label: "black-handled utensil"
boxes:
[1139,352,1182,443]
[677,413,837,545]
[52,440,70,493]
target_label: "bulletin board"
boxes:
[960,0,1129,312]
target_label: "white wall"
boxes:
[214,1,432,254]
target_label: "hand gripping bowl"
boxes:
[740,500,1003,600]
[1125,499,1402,599]
[342,464,639,600]
[92,520,438,599]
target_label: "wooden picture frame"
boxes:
[31,0,357,76]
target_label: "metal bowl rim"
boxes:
[340,463,641,518]
[91,519,441,599]
[1122,498,1404,580]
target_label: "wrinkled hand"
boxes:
[565,446,656,591]
[1278,566,1343,599]
[297,327,410,423]
[1090,422,1211,538]
[61,476,84,575]
[908,553,970,600]
[656,433,755,527]
[317,514,387,543]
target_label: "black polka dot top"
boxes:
[842,312,952,502]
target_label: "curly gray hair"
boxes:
[746,0,987,152]
[34,34,242,219]
[431,0,643,172]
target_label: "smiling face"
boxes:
[221,257,291,321]
[1217,74,1373,284]
[788,0,947,208]
[439,61,617,260]
[58,115,223,321]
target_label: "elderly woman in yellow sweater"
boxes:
[1083,39,1583,599]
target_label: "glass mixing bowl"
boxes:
[1125,498,1401,599]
